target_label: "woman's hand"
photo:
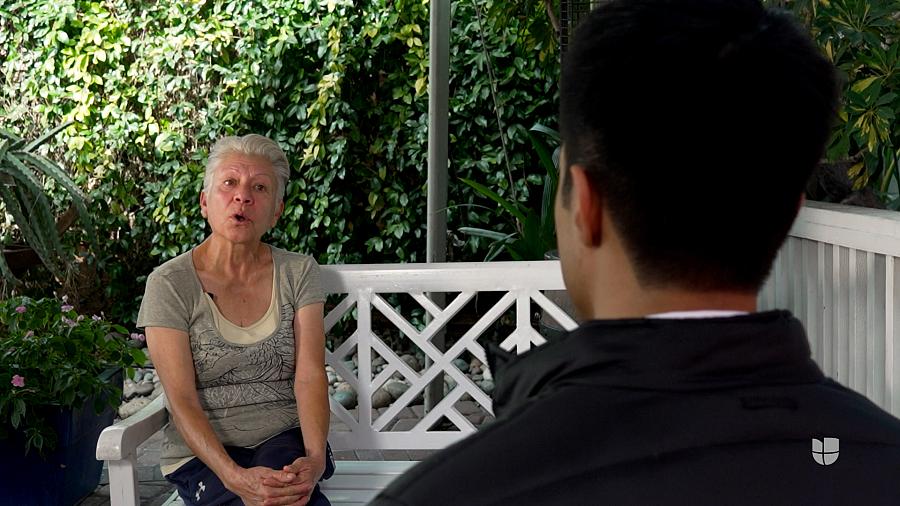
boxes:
[227,466,310,506]
[260,454,325,506]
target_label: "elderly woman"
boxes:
[137,134,333,506]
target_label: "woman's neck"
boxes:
[195,236,269,279]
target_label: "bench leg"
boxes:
[108,454,140,506]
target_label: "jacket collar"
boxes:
[488,310,824,417]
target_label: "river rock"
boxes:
[135,382,154,396]
[383,379,410,400]
[400,354,419,370]
[372,388,392,409]
[333,390,357,409]
[118,397,150,418]
[123,380,136,399]
[452,358,469,373]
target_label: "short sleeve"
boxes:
[293,257,326,310]
[136,271,191,332]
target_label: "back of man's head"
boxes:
[560,0,839,292]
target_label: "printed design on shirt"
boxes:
[192,304,297,411]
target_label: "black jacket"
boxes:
[371,311,900,505]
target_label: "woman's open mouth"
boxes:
[232,213,250,223]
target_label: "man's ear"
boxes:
[200,191,208,218]
[571,165,603,247]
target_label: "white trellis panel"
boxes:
[759,201,900,417]
[320,261,576,450]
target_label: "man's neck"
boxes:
[587,287,757,320]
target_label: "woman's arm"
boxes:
[147,326,295,505]
[292,302,330,478]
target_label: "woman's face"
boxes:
[200,153,283,244]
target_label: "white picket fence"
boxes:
[759,201,900,417]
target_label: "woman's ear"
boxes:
[273,201,285,226]
[200,191,208,218]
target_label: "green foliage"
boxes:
[459,125,560,260]
[770,0,900,203]
[0,124,94,286]
[0,0,559,322]
[0,296,145,455]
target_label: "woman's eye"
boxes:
[223,179,235,186]
[254,184,266,192]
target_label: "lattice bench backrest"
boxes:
[320,261,576,450]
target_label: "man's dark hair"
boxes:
[560,0,839,291]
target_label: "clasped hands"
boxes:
[228,455,325,506]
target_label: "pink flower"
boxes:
[61,304,74,312]
[62,317,77,327]
[24,331,34,338]
[92,315,101,321]
[61,294,68,303]
[130,332,146,342]
[15,306,26,314]
[11,375,24,388]
[76,315,85,322]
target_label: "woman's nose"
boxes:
[234,185,252,204]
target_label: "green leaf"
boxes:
[851,76,879,93]
[459,178,527,224]
[458,227,515,242]
[22,121,73,152]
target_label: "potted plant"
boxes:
[0,123,96,284]
[0,295,145,505]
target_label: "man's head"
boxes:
[556,0,838,308]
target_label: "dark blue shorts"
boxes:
[166,428,335,506]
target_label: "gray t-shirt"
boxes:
[136,245,325,469]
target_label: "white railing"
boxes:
[321,261,577,451]
[759,201,900,417]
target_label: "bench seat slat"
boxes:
[321,474,405,490]
[330,461,418,475]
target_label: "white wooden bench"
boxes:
[96,261,576,505]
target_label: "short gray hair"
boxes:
[204,134,290,202]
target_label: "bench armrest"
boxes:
[96,394,169,506]
[97,393,169,461]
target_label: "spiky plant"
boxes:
[0,123,95,283]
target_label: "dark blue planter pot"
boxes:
[0,369,121,505]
